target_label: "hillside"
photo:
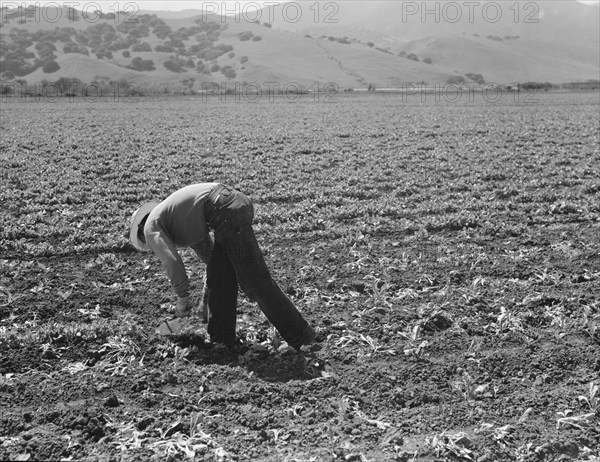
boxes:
[268,0,600,84]
[402,34,600,84]
[0,2,598,91]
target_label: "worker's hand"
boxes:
[175,296,193,318]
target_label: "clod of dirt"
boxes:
[572,273,593,283]
[136,416,155,431]
[421,311,453,332]
[349,281,366,293]
[103,395,120,408]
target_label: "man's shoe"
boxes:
[292,325,316,351]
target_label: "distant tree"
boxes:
[42,60,60,73]
[263,22,272,28]
[240,56,248,64]
[211,63,220,72]
[466,73,485,84]
[367,41,374,47]
[398,51,407,57]
[407,53,419,62]
[1,84,15,95]
[423,57,432,64]
[447,75,466,85]
[122,50,131,58]
[252,35,262,42]
[56,77,82,95]
[181,77,196,91]
[521,81,552,91]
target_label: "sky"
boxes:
[10,0,600,11]
[8,1,281,11]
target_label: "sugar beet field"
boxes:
[1,92,599,461]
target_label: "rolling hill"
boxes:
[0,2,598,92]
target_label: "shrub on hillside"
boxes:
[116,22,150,38]
[63,42,89,55]
[86,23,118,49]
[195,44,233,61]
[155,44,175,53]
[163,55,188,73]
[94,48,113,59]
[152,22,172,40]
[132,42,152,52]
[42,60,60,73]
[221,65,236,79]
[0,57,34,77]
[195,61,209,74]
[238,31,254,41]
[166,38,185,50]
[127,57,156,71]
[108,38,133,51]
[407,53,419,62]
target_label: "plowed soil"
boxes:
[1,91,599,461]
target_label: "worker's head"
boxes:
[129,202,158,251]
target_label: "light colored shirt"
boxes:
[144,183,218,299]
